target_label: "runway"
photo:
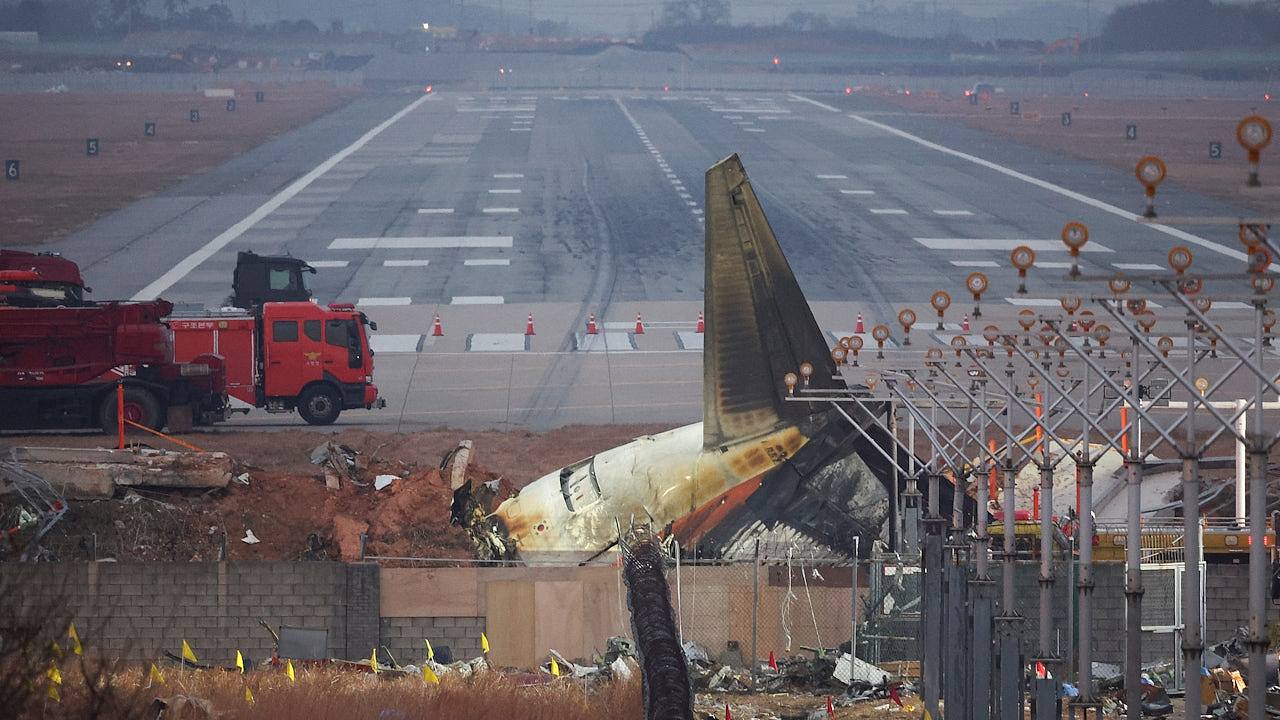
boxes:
[22,89,1269,430]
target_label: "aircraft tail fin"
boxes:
[702,154,841,450]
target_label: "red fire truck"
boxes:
[0,299,229,432]
[170,301,384,425]
[1,250,384,430]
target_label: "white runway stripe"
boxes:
[482,207,520,214]
[464,259,511,266]
[383,260,431,267]
[358,297,412,306]
[452,296,504,304]
[330,236,513,249]
[934,210,975,216]
[488,189,521,194]
[840,189,875,195]
[950,260,999,268]
[1112,262,1164,271]
[914,238,1114,252]
[493,173,524,178]
[306,260,349,268]
[417,208,454,214]
[131,93,435,300]
[816,174,848,179]
[869,208,908,215]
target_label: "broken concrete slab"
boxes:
[5,447,233,499]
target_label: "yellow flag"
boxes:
[550,656,561,677]
[51,641,64,660]
[286,659,296,683]
[47,665,62,685]
[422,663,440,685]
[425,638,434,662]
[48,684,60,702]
[923,709,933,720]
[68,623,82,656]
[235,650,245,674]
[480,633,490,654]
[244,686,255,705]
[181,640,198,664]
[149,663,165,685]
[370,647,379,674]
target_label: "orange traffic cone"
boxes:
[855,312,864,334]
[634,313,645,335]
[525,313,536,336]
[962,314,971,332]
[586,314,599,334]
[431,314,444,337]
[695,311,705,334]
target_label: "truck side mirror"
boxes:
[368,321,378,331]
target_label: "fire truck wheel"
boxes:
[98,386,163,435]
[297,384,341,426]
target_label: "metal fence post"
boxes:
[751,538,759,689]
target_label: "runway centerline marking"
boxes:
[488,189,521,194]
[132,93,435,300]
[934,210,975,216]
[840,189,875,195]
[493,173,524,178]
[1113,262,1165,271]
[787,93,1251,266]
[482,207,520,214]
[869,208,908,215]
[816,174,848,179]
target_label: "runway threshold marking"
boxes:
[787,93,1252,267]
[131,93,436,300]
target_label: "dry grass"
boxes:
[22,665,644,720]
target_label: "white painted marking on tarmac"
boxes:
[467,333,527,351]
[482,207,520,214]
[358,297,412,306]
[789,92,1255,268]
[306,260,349,268]
[1211,301,1253,310]
[369,334,423,353]
[383,260,431,267]
[1112,262,1164,271]
[934,210,975,216]
[456,106,536,112]
[464,259,510,266]
[1036,261,1075,269]
[132,93,436,300]
[840,189,875,195]
[552,95,569,100]
[330,237,513,249]
[494,173,524,178]
[914,238,1114,253]
[417,208,454,214]
[488,188,521,194]
[574,333,636,352]
[452,296,505,304]
[869,208,908,215]
[816,174,848,179]
[510,128,532,132]
[1004,298,1068,306]
[744,128,766,132]
[950,260,999,268]
[675,331,704,351]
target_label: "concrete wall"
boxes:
[0,561,378,664]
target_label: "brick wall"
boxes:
[380,616,485,665]
[0,562,378,664]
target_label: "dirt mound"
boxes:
[1,423,669,562]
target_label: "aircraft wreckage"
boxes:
[458,154,915,562]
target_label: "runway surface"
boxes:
[21,89,1270,430]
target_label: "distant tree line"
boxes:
[0,0,340,38]
[1099,0,1280,51]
